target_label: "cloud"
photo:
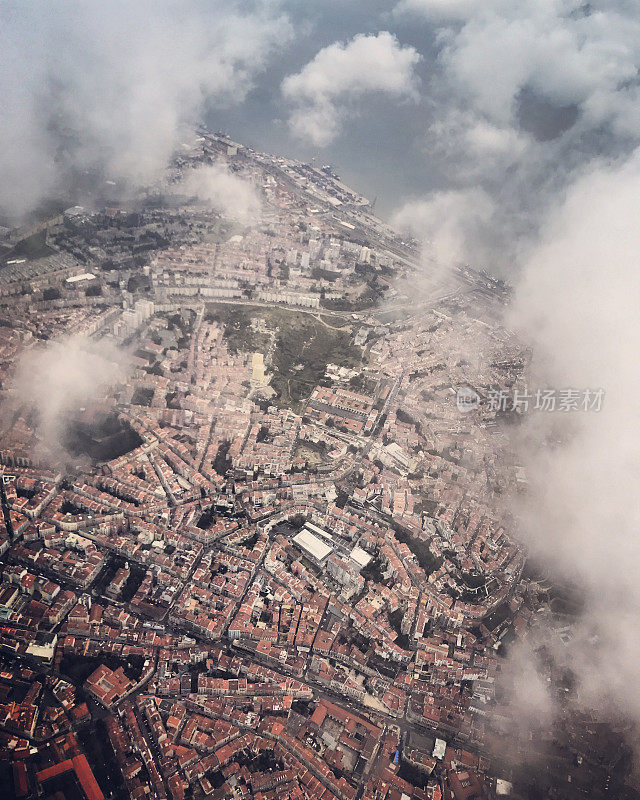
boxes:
[281,31,421,146]
[0,0,293,219]
[433,1,640,126]
[390,0,640,752]
[176,164,261,222]
[391,0,640,272]
[492,636,555,740]
[391,188,495,269]
[505,146,640,734]
[8,335,130,457]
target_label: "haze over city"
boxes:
[0,2,638,799]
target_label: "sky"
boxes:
[3,0,640,755]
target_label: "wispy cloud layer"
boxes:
[0,0,292,218]
[176,165,262,223]
[507,146,640,726]
[8,335,130,457]
[281,32,421,146]
[392,0,640,271]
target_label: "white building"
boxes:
[293,529,333,566]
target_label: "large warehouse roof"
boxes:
[293,529,333,563]
[303,521,334,542]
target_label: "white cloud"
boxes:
[391,0,640,273]
[397,0,640,131]
[436,1,640,126]
[427,107,532,183]
[392,0,640,754]
[508,147,640,724]
[0,0,293,218]
[281,31,421,146]
[8,335,130,458]
[392,188,495,269]
[176,164,261,223]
